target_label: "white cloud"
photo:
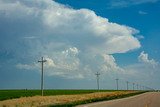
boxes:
[23,36,38,39]
[0,0,141,54]
[16,52,123,79]
[138,51,158,67]
[45,57,56,67]
[136,35,144,40]
[16,47,81,79]
[108,0,158,8]
[123,52,159,86]
[124,63,159,84]
[138,11,148,15]
[0,0,141,79]
[99,54,123,72]
[62,47,79,57]
[16,63,38,70]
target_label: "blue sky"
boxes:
[0,0,160,90]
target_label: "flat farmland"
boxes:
[0,90,145,107]
[0,89,118,101]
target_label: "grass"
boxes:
[0,90,148,107]
[50,91,147,107]
[0,89,119,101]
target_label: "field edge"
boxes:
[49,91,147,107]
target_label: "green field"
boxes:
[0,89,118,101]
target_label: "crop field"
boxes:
[0,90,146,107]
[0,89,118,101]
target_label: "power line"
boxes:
[38,57,47,96]
[95,72,100,90]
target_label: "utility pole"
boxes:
[95,72,100,90]
[140,85,141,90]
[143,86,145,90]
[115,78,119,90]
[126,81,129,90]
[137,84,138,90]
[133,83,135,90]
[38,57,47,96]
[141,85,142,90]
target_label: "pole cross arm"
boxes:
[38,60,47,62]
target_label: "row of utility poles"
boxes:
[95,72,154,91]
[38,57,155,96]
[117,79,154,91]
[95,74,154,91]
[115,79,146,91]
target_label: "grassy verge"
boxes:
[50,91,147,107]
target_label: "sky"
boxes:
[0,0,160,90]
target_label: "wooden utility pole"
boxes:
[126,81,129,90]
[95,72,100,90]
[133,83,135,90]
[115,78,119,90]
[137,84,139,90]
[38,57,47,96]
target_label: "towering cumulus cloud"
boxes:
[138,51,158,67]
[0,0,141,79]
